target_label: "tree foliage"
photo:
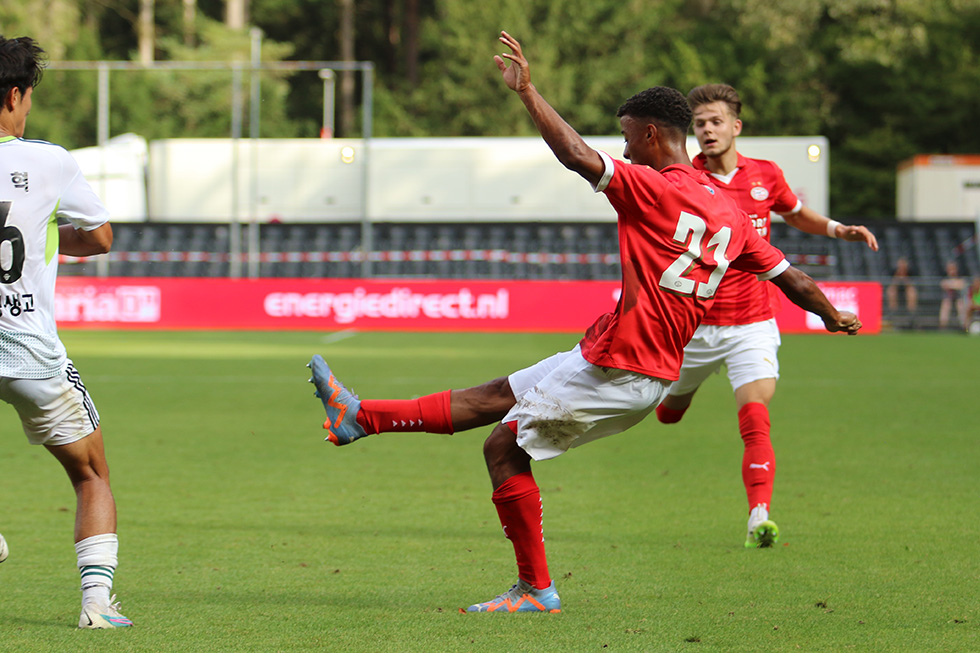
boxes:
[2,0,979,217]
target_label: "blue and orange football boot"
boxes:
[308,354,368,446]
[466,580,561,613]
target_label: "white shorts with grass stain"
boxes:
[506,345,669,461]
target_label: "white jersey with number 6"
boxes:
[0,136,109,379]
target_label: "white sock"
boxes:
[76,533,118,606]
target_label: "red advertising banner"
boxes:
[55,277,881,334]
[773,282,882,334]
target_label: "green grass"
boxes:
[1,330,978,651]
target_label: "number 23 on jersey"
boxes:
[659,211,732,299]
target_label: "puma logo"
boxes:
[749,462,770,471]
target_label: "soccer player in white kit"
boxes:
[0,36,132,629]
[654,84,879,547]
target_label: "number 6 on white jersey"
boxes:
[659,211,732,299]
[0,200,26,284]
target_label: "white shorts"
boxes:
[506,345,670,461]
[669,319,781,396]
[0,360,100,446]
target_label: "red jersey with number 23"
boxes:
[693,152,801,325]
[578,153,790,381]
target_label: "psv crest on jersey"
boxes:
[750,185,769,201]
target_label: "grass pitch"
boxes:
[1,330,978,652]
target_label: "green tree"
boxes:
[814,0,980,217]
[374,0,691,137]
[109,17,299,140]
[2,0,107,148]
[9,0,980,218]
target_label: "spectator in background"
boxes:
[939,261,967,329]
[967,277,980,334]
[887,257,918,314]
[938,261,968,330]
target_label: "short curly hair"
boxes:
[0,36,46,103]
[616,86,692,137]
[687,83,741,117]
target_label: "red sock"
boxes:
[356,390,453,435]
[739,402,775,512]
[493,471,551,590]
[656,403,687,424]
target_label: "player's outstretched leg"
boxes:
[466,579,561,613]
[308,355,367,446]
[79,595,133,629]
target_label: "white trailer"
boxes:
[897,154,980,221]
[75,135,829,223]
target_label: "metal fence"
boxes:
[48,56,376,278]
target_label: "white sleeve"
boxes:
[57,149,110,231]
[780,199,804,215]
[591,151,615,193]
[757,259,791,281]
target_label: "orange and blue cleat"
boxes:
[308,354,368,446]
[466,579,561,613]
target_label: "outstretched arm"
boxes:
[494,31,605,187]
[781,206,879,251]
[770,265,862,334]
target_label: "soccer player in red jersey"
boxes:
[654,84,879,548]
[307,33,862,613]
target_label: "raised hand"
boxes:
[494,31,531,93]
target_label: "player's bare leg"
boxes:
[467,422,560,613]
[734,378,780,548]
[47,428,116,540]
[449,377,515,431]
[47,428,132,628]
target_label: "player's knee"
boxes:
[63,449,111,487]
[482,429,504,465]
[483,422,519,467]
[62,464,109,492]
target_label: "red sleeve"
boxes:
[731,216,789,277]
[760,160,800,214]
